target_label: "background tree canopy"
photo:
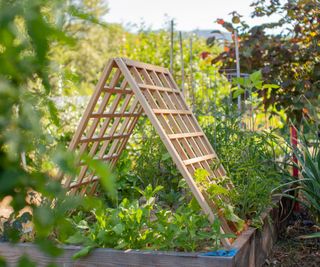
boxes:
[209,0,320,124]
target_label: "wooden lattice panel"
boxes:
[62,59,143,195]
[63,58,234,246]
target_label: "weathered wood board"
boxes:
[0,199,289,267]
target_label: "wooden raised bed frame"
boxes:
[0,199,290,267]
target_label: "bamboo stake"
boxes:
[179,31,185,96]
[170,20,174,74]
[189,37,195,112]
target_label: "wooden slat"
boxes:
[0,242,236,267]
[132,64,232,239]
[79,133,131,143]
[183,154,215,166]
[69,176,100,188]
[90,113,140,118]
[167,132,203,139]
[102,87,133,95]
[163,76,226,179]
[137,68,192,166]
[79,153,118,166]
[121,57,168,73]
[138,83,180,93]
[153,109,192,115]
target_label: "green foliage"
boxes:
[211,0,320,124]
[203,112,283,225]
[82,154,116,199]
[116,120,182,197]
[275,119,320,224]
[17,255,36,267]
[66,185,233,255]
[232,70,263,98]
[2,0,309,259]
[194,169,244,231]
[0,0,115,262]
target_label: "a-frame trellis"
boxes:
[63,58,234,246]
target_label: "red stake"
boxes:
[290,125,300,211]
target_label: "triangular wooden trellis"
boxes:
[63,58,235,247]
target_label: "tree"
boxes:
[0,1,114,263]
[209,0,320,124]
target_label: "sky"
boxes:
[105,0,282,32]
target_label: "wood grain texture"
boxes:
[0,243,232,267]
[0,199,288,267]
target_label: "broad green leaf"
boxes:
[232,88,245,99]
[72,246,95,260]
[136,209,143,224]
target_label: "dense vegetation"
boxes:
[0,0,319,265]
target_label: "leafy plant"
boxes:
[66,185,233,257]
[194,168,244,232]
[274,119,320,225]
[202,112,283,226]
[0,0,115,263]
[115,119,183,203]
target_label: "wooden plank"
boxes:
[183,154,215,166]
[78,77,127,161]
[102,87,133,95]
[167,132,203,139]
[121,57,168,73]
[90,113,140,118]
[85,83,132,158]
[78,153,118,166]
[60,60,116,186]
[153,109,192,115]
[79,133,131,143]
[156,84,211,173]
[132,63,232,242]
[69,176,100,188]
[164,73,235,216]
[138,83,180,93]
[0,200,287,266]
[137,68,192,166]
[87,105,144,195]
[0,243,232,267]
[151,73,227,229]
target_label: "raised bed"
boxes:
[0,199,290,267]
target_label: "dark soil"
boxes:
[264,210,320,267]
